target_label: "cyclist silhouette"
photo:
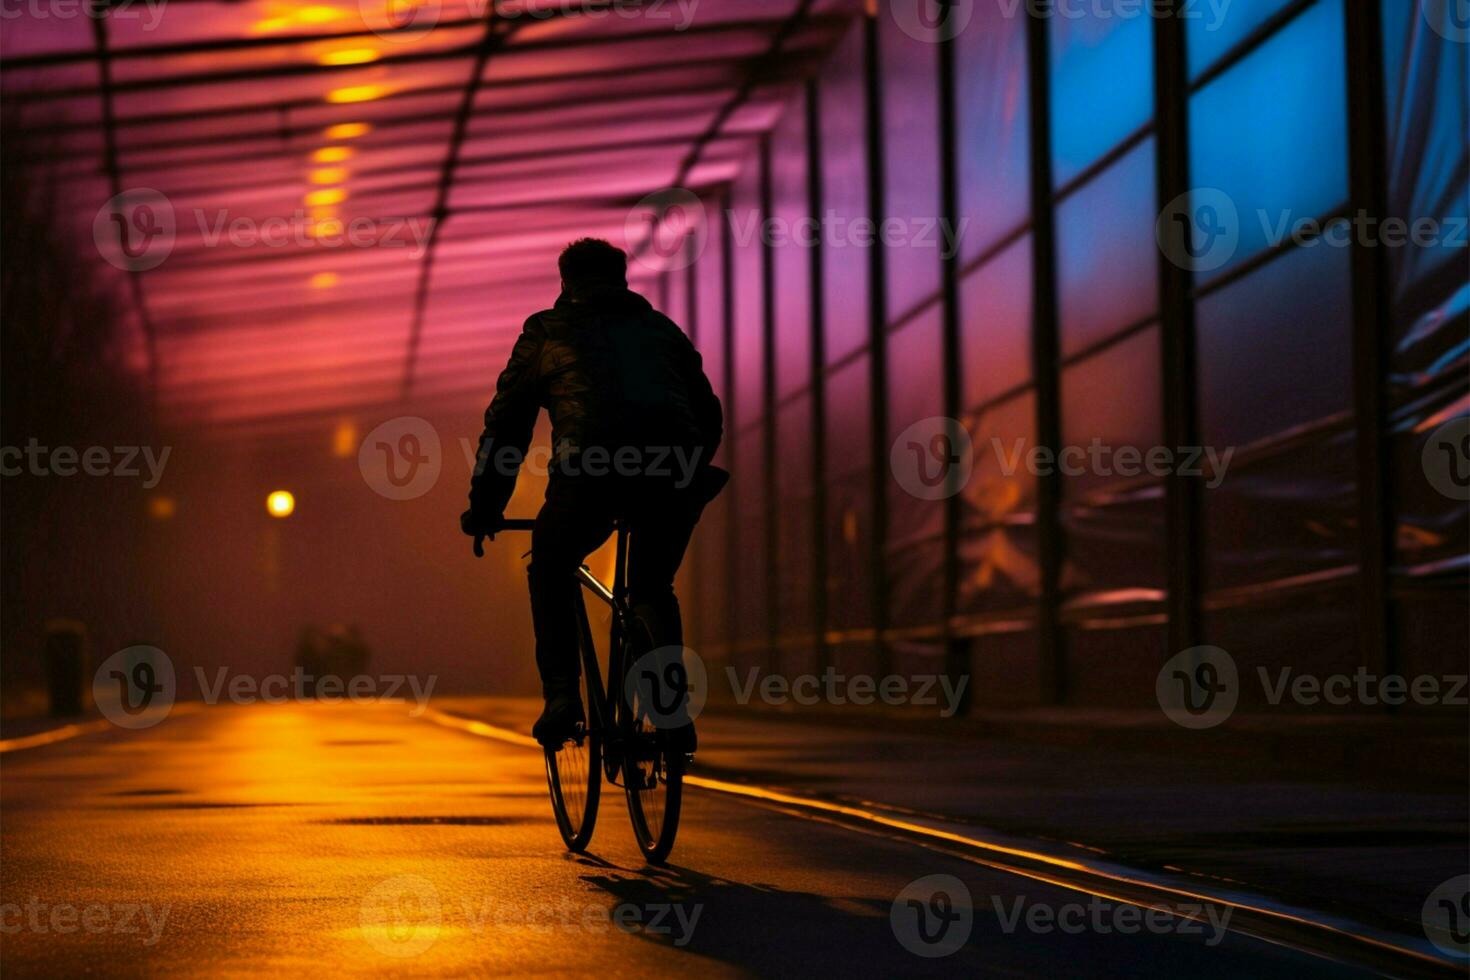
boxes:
[461,238,725,750]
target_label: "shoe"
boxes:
[533,690,585,748]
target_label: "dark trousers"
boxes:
[527,477,700,695]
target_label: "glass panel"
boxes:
[1056,140,1158,357]
[960,236,1033,409]
[730,148,766,430]
[956,0,1030,259]
[826,350,871,480]
[885,308,944,631]
[959,390,1039,615]
[775,395,816,641]
[695,206,728,443]
[771,90,812,400]
[818,20,871,365]
[1381,0,1470,390]
[1198,242,1354,449]
[1197,245,1359,590]
[879,7,942,317]
[731,428,768,657]
[1188,0,1348,273]
[1049,7,1154,187]
[826,342,874,635]
[1059,327,1166,596]
[1186,0,1298,79]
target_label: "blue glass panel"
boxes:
[1056,140,1159,356]
[1049,8,1154,187]
[1188,0,1348,274]
[1381,0,1470,388]
[1186,0,1297,79]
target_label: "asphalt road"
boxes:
[0,703,1391,977]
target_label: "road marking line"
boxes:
[0,719,114,753]
[0,704,204,754]
[419,706,1458,977]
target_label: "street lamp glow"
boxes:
[266,491,296,518]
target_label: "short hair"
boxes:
[558,238,627,286]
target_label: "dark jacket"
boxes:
[468,282,723,518]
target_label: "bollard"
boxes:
[43,619,89,717]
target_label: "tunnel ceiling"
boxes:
[2,0,853,443]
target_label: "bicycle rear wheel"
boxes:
[544,667,601,852]
[623,719,683,864]
[620,616,683,864]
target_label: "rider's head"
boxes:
[558,238,627,293]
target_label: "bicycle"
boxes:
[496,517,686,864]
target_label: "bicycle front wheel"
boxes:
[544,669,601,852]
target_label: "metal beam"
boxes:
[400,7,505,401]
[1342,0,1393,681]
[1024,8,1065,704]
[806,76,830,676]
[1152,1,1203,659]
[936,11,968,712]
[863,7,891,678]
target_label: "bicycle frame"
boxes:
[574,524,632,782]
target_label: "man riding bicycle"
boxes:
[460,238,724,751]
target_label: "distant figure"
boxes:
[461,239,725,749]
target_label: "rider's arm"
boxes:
[468,315,545,520]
